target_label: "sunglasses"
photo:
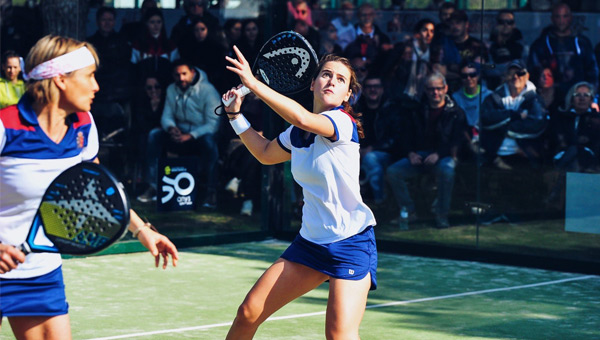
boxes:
[497,19,515,25]
[145,85,161,90]
[508,70,527,77]
[460,72,479,79]
[573,92,592,98]
[426,86,445,92]
[365,84,383,90]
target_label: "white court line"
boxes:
[86,275,596,340]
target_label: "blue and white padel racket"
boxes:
[18,162,130,255]
[222,30,319,106]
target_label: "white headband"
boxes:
[23,47,96,81]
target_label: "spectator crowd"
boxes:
[2,0,600,227]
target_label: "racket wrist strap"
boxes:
[229,114,251,135]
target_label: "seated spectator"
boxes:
[131,75,165,190]
[344,3,392,67]
[383,18,436,101]
[318,22,342,57]
[386,72,467,229]
[381,41,413,101]
[87,7,133,105]
[330,1,356,51]
[546,81,600,208]
[171,0,220,49]
[527,3,598,99]
[293,19,320,54]
[237,19,262,67]
[355,75,403,204]
[219,93,264,217]
[452,60,492,155]
[480,60,548,170]
[432,1,456,43]
[0,51,25,109]
[487,10,524,90]
[553,82,600,172]
[120,0,157,44]
[130,7,179,86]
[179,18,227,94]
[287,0,313,27]
[138,60,221,208]
[434,10,488,93]
[349,56,369,103]
[223,19,243,51]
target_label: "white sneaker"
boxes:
[240,199,253,216]
[225,177,241,197]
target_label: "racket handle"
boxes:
[222,86,252,106]
[17,243,31,255]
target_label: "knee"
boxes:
[234,298,265,328]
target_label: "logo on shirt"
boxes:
[349,269,355,275]
[76,131,84,149]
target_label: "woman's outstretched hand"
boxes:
[225,45,257,91]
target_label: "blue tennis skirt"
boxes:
[281,226,378,290]
[0,266,69,318]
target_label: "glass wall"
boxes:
[2,0,598,269]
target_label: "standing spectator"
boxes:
[527,3,598,98]
[0,51,25,109]
[138,60,221,208]
[179,18,227,94]
[355,75,403,204]
[87,7,133,106]
[224,19,243,51]
[386,72,467,229]
[330,1,356,51]
[487,10,524,90]
[381,41,413,101]
[293,19,320,56]
[452,60,492,153]
[130,8,179,86]
[435,10,488,93]
[344,3,392,66]
[480,60,548,170]
[237,19,262,67]
[170,0,220,49]
[131,75,165,190]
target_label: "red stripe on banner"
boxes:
[0,105,36,131]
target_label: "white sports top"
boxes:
[0,97,99,279]
[277,107,376,244]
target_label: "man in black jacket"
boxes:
[386,72,467,229]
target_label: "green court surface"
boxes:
[1,241,599,340]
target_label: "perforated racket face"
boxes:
[254,31,318,95]
[27,162,130,255]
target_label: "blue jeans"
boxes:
[361,150,392,202]
[386,151,456,217]
[146,128,219,193]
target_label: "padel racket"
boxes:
[222,30,319,107]
[18,162,130,255]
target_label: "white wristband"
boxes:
[229,114,251,135]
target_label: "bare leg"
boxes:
[9,314,71,340]
[225,258,329,340]
[325,273,371,340]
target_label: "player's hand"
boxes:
[226,45,258,91]
[424,152,439,165]
[137,228,179,269]
[0,244,26,274]
[408,152,422,165]
[223,84,245,115]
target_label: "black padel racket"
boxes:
[18,162,130,255]
[222,30,319,106]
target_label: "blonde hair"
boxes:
[25,35,99,105]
